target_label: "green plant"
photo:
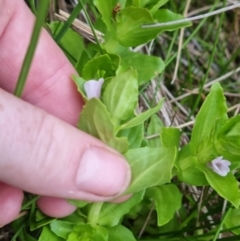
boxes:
[9,0,240,240]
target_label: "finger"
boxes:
[0,0,131,220]
[37,197,77,218]
[0,183,24,227]
[0,0,82,125]
[0,0,102,220]
[0,89,131,201]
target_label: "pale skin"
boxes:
[0,0,131,227]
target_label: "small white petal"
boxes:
[208,156,231,177]
[84,78,104,99]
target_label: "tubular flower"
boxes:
[208,156,231,177]
[84,78,104,99]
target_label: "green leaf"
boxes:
[160,127,181,149]
[82,54,116,80]
[94,225,108,241]
[103,35,165,85]
[93,0,115,31]
[153,9,191,31]
[59,212,86,224]
[50,221,74,239]
[103,34,128,55]
[177,156,208,186]
[191,83,228,154]
[126,0,140,7]
[194,136,218,165]
[116,7,154,46]
[107,225,136,241]
[67,199,88,208]
[120,99,164,129]
[203,167,240,208]
[148,0,169,14]
[75,49,92,76]
[72,75,88,102]
[125,146,176,194]
[20,230,38,241]
[49,22,84,65]
[78,98,128,153]
[121,51,165,85]
[97,191,145,226]
[102,69,138,120]
[126,0,168,10]
[116,7,191,47]
[35,209,49,221]
[215,116,240,168]
[176,145,208,186]
[141,138,148,147]
[39,226,64,241]
[117,124,144,148]
[30,210,55,231]
[146,184,182,226]
[105,52,121,74]
[146,114,164,148]
[67,224,107,241]
[140,0,169,8]
[224,208,240,235]
[215,139,240,170]
[156,214,180,235]
[217,115,240,138]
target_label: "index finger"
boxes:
[0,0,82,125]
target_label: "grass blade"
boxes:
[53,2,82,43]
[14,0,50,97]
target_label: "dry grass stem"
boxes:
[142,2,240,28]
[55,10,104,43]
[171,0,191,84]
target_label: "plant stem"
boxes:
[14,0,50,97]
[20,195,39,211]
[212,206,231,241]
[28,0,37,14]
[54,2,83,43]
[87,202,103,225]
[78,0,104,54]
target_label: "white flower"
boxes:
[208,156,231,177]
[84,78,104,99]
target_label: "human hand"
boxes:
[0,0,131,227]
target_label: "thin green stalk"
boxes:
[28,0,37,14]
[189,0,226,120]
[28,197,37,224]
[220,47,240,75]
[212,206,231,241]
[87,202,103,224]
[54,2,83,43]
[10,223,25,241]
[78,0,104,54]
[21,195,39,211]
[14,1,50,97]
[166,30,179,61]
[178,208,198,230]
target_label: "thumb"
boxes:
[0,89,131,201]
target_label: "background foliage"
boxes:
[1,0,240,240]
